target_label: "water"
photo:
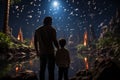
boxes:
[0,50,85,80]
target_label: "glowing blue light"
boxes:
[53,1,59,7]
[50,0,62,13]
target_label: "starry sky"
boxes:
[0,0,120,41]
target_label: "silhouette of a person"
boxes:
[55,39,70,80]
[34,16,59,80]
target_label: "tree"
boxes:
[3,0,21,35]
[3,0,10,34]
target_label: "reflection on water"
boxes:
[0,51,84,80]
[0,54,40,79]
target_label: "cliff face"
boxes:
[70,9,120,80]
[70,58,120,80]
[109,9,120,38]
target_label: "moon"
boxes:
[53,1,59,7]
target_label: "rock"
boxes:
[70,77,77,80]
[70,70,92,80]
[0,70,38,80]
[93,59,120,80]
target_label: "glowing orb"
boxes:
[53,1,59,7]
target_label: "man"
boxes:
[34,16,59,80]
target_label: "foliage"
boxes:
[23,39,31,46]
[0,32,29,51]
[9,41,15,48]
[76,44,87,51]
[76,44,88,60]
[0,32,11,49]
[77,53,87,59]
[0,64,12,78]
[96,31,120,58]
[96,37,113,49]
[96,31,113,49]
[10,0,21,5]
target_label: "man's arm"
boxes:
[52,29,59,50]
[34,30,39,54]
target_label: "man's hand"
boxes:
[36,50,40,56]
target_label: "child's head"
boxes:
[59,39,66,48]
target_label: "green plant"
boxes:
[10,0,21,5]
[0,32,11,49]
[96,31,114,49]
[96,31,120,59]
[0,64,12,78]
[76,44,87,51]
[23,39,30,45]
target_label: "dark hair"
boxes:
[43,16,52,25]
[59,39,66,47]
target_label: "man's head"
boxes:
[43,16,52,25]
[59,39,66,48]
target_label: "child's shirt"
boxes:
[55,48,70,68]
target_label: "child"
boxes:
[55,39,70,80]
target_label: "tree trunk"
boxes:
[3,0,10,35]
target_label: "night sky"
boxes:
[0,0,120,40]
